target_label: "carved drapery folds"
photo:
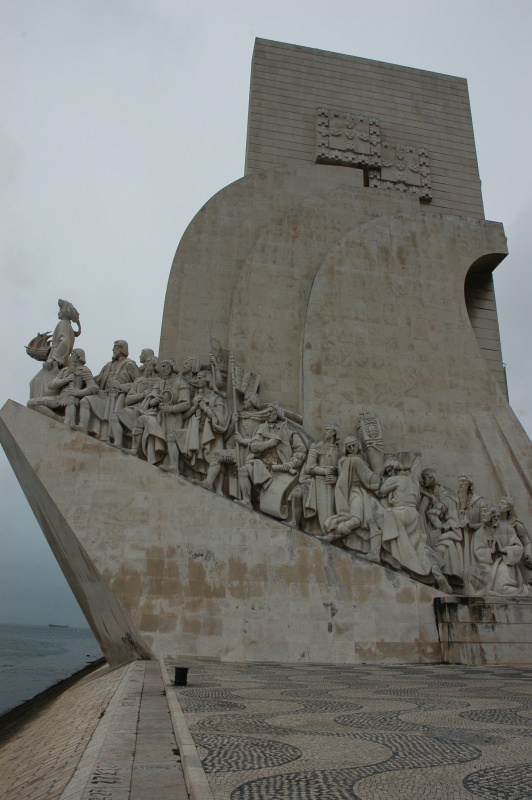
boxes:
[316,107,432,202]
[25,303,531,599]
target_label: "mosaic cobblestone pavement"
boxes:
[166,661,532,800]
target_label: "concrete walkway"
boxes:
[0,661,188,800]
[1,660,532,799]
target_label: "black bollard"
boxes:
[174,666,188,686]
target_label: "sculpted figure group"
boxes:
[26,301,532,599]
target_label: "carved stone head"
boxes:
[183,355,200,374]
[159,358,176,377]
[433,501,448,521]
[343,435,361,455]
[421,468,437,489]
[498,496,514,517]
[382,456,402,476]
[458,473,473,493]
[323,422,340,444]
[113,340,129,359]
[71,348,86,365]
[480,504,497,526]
[196,369,213,388]
[267,401,284,421]
[57,298,80,325]
[140,348,155,364]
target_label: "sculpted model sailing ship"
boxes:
[2,40,532,666]
[26,298,532,601]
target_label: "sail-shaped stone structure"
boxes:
[2,40,531,666]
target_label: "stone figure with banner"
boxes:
[21,309,532,599]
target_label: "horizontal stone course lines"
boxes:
[248,108,477,147]
[253,38,466,82]
[248,88,473,129]
[252,51,469,103]
[168,660,532,799]
[245,132,481,179]
[246,122,480,164]
[248,41,483,217]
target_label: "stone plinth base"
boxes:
[434,596,532,665]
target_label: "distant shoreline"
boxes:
[0,657,106,744]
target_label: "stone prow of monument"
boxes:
[2,39,532,667]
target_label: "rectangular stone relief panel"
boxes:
[316,107,432,201]
[371,142,432,200]
[316,107,381,167]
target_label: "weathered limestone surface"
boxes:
[435,596,532,665]
[246,39,483,218]
[4,40,532,667]
[0,400,442,666]
[0,402,153,667]
[160,166,530,515]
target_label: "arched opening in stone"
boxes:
[464,255,508,399]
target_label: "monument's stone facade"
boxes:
[2,40,532,666]
[1,400,443,665]
[160,40,529,521]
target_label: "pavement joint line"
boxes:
[160,658,215,800]
[59,662,143,800]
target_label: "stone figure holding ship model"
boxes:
[23,312,531,597]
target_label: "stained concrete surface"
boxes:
[1,659,532,799]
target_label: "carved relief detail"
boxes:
[316,108,432,202]
[25,302,530,598]
[316,108,381,168]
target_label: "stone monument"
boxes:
[1,40,531,667]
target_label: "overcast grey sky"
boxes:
[1,0,531,626]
